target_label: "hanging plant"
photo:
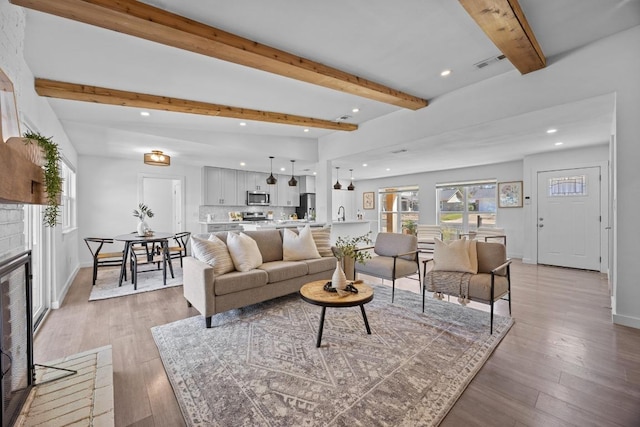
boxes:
[23,131,63,227]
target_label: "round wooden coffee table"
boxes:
[300,280,374,347]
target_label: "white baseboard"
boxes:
[612,313,640,330]
[51,265,79,309]
[521,257,535,264]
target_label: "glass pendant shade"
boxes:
[347,168,355,191]
[288,160,297,186]
[333,167,342,190]
[266,156,277,185]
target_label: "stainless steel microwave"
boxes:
[247,191,270,206]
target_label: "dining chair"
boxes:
[165,232,191,267]
[84,237,125,286]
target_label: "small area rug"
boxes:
[88,266,182,301]
[152,285,513,426]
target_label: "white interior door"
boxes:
[140,175,185,233]
[537,167,601,270]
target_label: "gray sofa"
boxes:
[183,229,336,327]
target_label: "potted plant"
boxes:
[23,131,63,227]
[133,203,154,236]
[403,219,417,236]
[333,232,373,280]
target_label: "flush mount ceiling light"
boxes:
[333,167,342,190]
[348,168,355,191]
[266,156,277,185]
[144,150,170,166]
[288,160,298,187]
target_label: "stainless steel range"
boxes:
[242,212,267,222]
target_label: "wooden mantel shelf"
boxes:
[0,139,45,205]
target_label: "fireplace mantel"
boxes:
[0,140,45,205]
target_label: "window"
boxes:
[548,175,587,196]
[378,186,419,234]
[61,160,76,231]
[437,180,496,234]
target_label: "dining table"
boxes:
[114,232,175,288]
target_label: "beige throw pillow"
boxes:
[226,232,263,272]
[468,239,478,274]
[309,226,333,257]
[284,225,321,261]
[433,238,474,273]
[190,235,235,275]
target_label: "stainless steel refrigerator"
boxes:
[296,193,316,220]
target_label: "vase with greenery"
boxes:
[403,219,417,236]
[333,232,373,280]
[23,131,62,227]
[133,203,154,236]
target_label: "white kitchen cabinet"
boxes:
[298,176,316,194]
[203,167,238,206]
[246,171,271,192]
[274,174,300,207]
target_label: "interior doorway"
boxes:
[138,174,185,233]
[537,167,601,270]
[23,204,47,329]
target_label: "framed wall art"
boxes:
[363,192,375,209]
[498,181,523,208]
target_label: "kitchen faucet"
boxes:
[337,206,345,222]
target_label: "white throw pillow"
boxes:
[310,226,333,257]
[226,232,263,272]
[190,235,235,275]
[432,238,474,273]
[284,225,321,261]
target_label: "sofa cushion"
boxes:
[258,260,308,283]
[190,235,235,275]
[304,257,337,275]
[243,229,283,262]
[214,269,269,296]
[227,232,263,272]
[432,238,474,273]
[310,226,333,257]
[283,225,321,261]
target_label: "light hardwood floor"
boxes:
[34,261,640,426]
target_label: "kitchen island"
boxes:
[330,220,371,244]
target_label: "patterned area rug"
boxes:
[152,285,513,426]
[88,265,182,301]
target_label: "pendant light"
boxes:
[348,168,355,191]
[288,160,298,186]
[333,167,342,190]
[266,156,277,185]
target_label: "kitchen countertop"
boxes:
[199,220,326,227]
[332,220,370,224]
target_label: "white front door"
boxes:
[537,167,601,270]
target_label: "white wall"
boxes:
[77,155,200,267]
[353,160,524,258]
[1,2,80,309]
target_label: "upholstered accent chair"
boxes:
[423,240,511,334]
[354,232,421,302]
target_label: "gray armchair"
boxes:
[354,233,421,302]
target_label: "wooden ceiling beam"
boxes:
[459,0,546,74]
[34,79,358,131]
[12,0,428,110]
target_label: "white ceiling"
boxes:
[19,0,640,178]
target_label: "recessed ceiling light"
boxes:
[239,122,247,126]
[313,172,317,175]
[555,142,564,146]
[547,128,557,134]
[440,69,452,77]
[362,163,368,167]
[140,111,150,116]
[280,167,286,171]
[386,168,391,171]
[352,108,360,113]
[304,128,309,133]
[240,162,246,166]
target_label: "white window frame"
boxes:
[61,159,77,232]
[436,180,497,234]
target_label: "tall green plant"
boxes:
[23,131,62,227]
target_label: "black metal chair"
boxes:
[84,237,124,286]
[165,232,191,267]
